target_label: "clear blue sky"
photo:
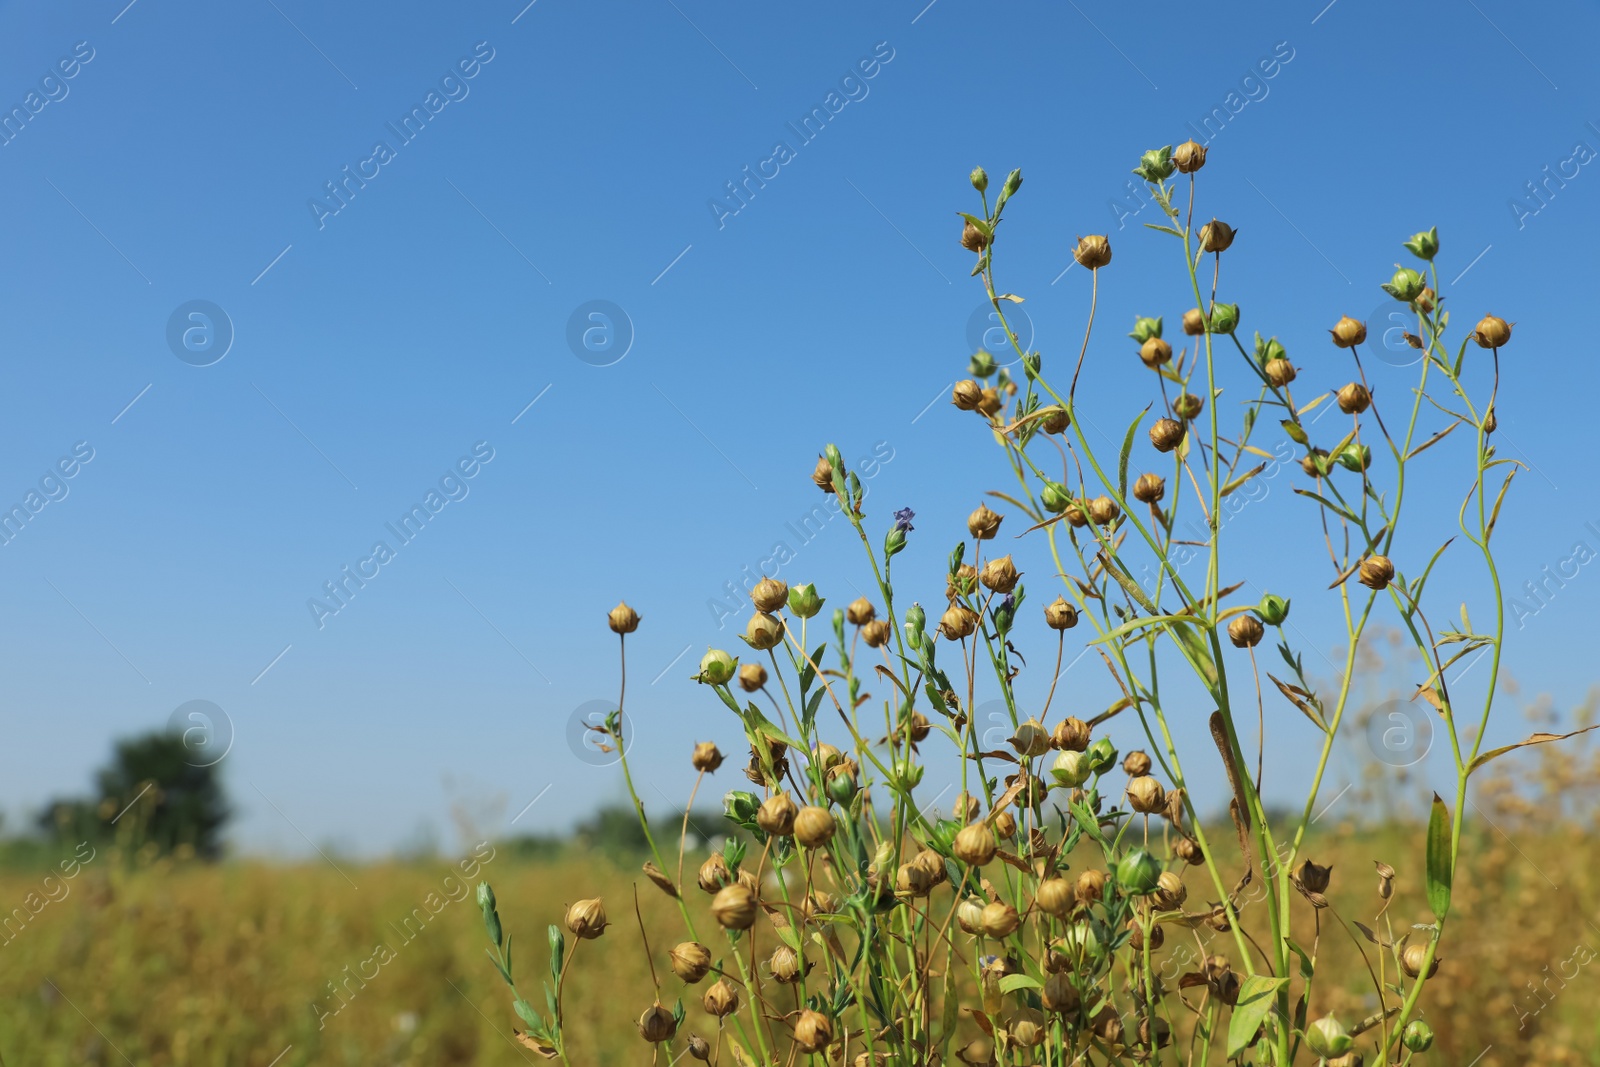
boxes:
[1,0,1595,856]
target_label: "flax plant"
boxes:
[473,144,1583,1066]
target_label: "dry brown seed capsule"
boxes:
[1150,417,1185,453]
[793,805,836,849]
[703,977,740,1017]
[744,612,785,651]
[769,944,805,983]
[1123,750,1152,776]
[692,742,724,772]
[1173,139,1208,173]
[1041,972,1081,1014]
[952,379,983,411]
[607,602,641,634]
[565,898,608,940]
[1044,596,1079,632]
[1228,615,1265,648]
[976,387,1003,417]
[1358,555,1395,590]
[751,577,787,614]
[953,823,998,866]
[912,848,948,886]
[956,895,987,934]
[1035,878,1075,919]
[1295,858,1332,894]
[953,792,981,822]
[968,504,1003,540]
[1337,382,1371,414]
[687,1033,711,1061]
[1009,1007,1048,1047]
[1416,286,1436,312]
[1182,308,1206,336]
[939,604,979,641]
[1375,860,1395,900]
[895,861,934,897]
[1401,942,1439,979]
[737,663,767,694]
[1132,473,1165,504]
[1041,405,1071,433]
[811,455,835,494]
[757,793,797,836]
[794,1009,833,1054]
[1127,775,1166,814]
[860,619,892,648]
[1484,405,1497,433]
[1199,219,1237,253]
[1330,316,1367,348]
[1063,501,1089,528]
[1173,392,1204,420]
[993,810,1018,839]
[1139,337,1173,368]
[1010,718,1051,758]
[1076,868,1107,904]
[961,221,988,253]
[980,555,1021,594]
[1092,1006,1125,1044]
[697,853,730,893]
[1139,1016,1172,1048]
[638,1002,677,1043]
[1328,1055,1365,1067]
[711,883,758,929]
[1164,786,1187,824]
[804,890,838,918]
[946,563,978,600]
[1088,495,1120,526]
[1127,919,1165,951]
[980,901,1020,938]
[1473,314,1512,348]
[1175,837,1205,865]
[1300,448,1329,478]
[846,597,876,625]
[670,941,713,983]
[1052,715,1091,751]
[1073,235,1112,269]
[1265,358,1296,387]
[1154,870,1188,909]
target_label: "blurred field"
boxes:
[4,813,1598,1066]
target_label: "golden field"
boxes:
[4,809,1597,1066]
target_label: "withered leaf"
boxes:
[641,861,679,899]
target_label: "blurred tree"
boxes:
[37,730,230,859]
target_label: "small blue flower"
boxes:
[893,507,916,532]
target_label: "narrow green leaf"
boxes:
[1425,794,1453,920]
[1286,937,1315,979]
[486,948,514,988]
[1220,462,1267,498]
[1118,409,1145,500]
[1468,723,1600,775]
[1228,975,1288,1059]
[1485,468,1517,542]
[804,688,825,729]
[998,973,1042,994]
[1143,223,1186,237]
[1291,487,1358,523]
[958,213,992,237]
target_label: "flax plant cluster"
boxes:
[473,144,1573,1066]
